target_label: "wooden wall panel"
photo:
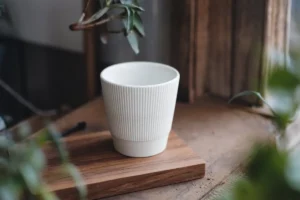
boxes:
[169,0,290,104]
[194,0,209,97]
[171,0,209,103]
[207,0,233,98]
[232,0,266,103]
[171,0,191,102]
[84,0,97,100]
[264,0,291,71]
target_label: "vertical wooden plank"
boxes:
[188,0,196,103]
[264,0,291,69]
[207,0,233,98]
[170,0,195,103]
[262,0,291,94]
[232,0,266,103]
[194,0,209,97]
[171,0,209,103]
[84,0,97,100]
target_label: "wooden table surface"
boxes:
[34,97,272,200]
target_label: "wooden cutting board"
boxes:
[44,131,205,200]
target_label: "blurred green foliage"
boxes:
[0,124,86,200]
[230,50,300,133]
[227,47,300,199]
[219,143,300,200]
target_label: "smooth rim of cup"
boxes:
[100,61,180,88]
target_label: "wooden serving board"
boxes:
[44,131,205,200]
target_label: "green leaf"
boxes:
[47,125,69,163]
[120,0,132,4]
[229,90,296,132]
[64,164,87,200]
[286,149,300,192]
[247,143,286,181]
[0,184,20,200]
[133,13,145,37]
[0,135,11,150]
[128,4,144,12]
[133,0,140,4]
[129,9,134,31]
[267,68,299,92]
[28,145,46,171]
[114,4,132,33]
[265,90,296,130]
[229,91,278,117]
[46,125,87,199]
[120,0,145,11]
[265,68,300,130]
[219,142,300,200]
[126,30,139,54]
[39,185,59,200]
[20,164,40,194]
[0,157,9,171]
[232,179,258,200]
[81,7,109,25]
[17,122,32,140]
[35,129,50,146]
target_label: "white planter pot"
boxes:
[100,62,180,157]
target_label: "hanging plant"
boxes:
[70,0,145,54]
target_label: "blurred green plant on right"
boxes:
[230,48,300,149]
[219,142,300,200]
[225,47,300,199]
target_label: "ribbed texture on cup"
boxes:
[101,77,179,141]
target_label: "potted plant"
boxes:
[70,0,180,158]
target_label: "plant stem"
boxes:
[0,78,57,117]
[69,14,122,31]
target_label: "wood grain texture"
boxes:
[207,0,233,98]
[171,0,195,103]
[194,0,209,97]
[44,131,205,200]
[262,0,291,91]
[188,0,196,103]
[113,97,271,200]
[30,97,273,199]
[171,0,291,103]
[266,0,291,56]
[84,0,97,100]
[232,0,266,103]
[171,0,209,102]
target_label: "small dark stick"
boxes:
[62,122,86,137]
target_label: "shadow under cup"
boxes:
[100,62,180,157]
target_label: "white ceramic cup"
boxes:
[100,62,180,157]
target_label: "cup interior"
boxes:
[100,62,179,87]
